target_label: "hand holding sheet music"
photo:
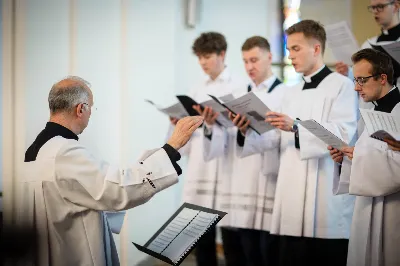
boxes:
[133,203,226,266]
[299,120,348,149]
[208,92,275,135]
[359,108,400,141]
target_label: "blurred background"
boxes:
[0,0,378,265]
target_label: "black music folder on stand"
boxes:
[132,203,227,266]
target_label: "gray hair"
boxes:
[48,76,91,114]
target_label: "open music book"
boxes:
[145,94,235,128]
[360,108,400,141]
[208,92,275,135]
[299,120,349,149]
[133,203,226,266]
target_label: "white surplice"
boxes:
[334,103,400,266]
[204,76,287,230]
[170,67,246,213]
[18,136,179,266]
[271,69,358,239]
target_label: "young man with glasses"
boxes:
[336,0,400,84]
[329,48,400,266]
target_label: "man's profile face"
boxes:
[353,59,385,102]
[287,32,319,75]
[197,52,225,77]
[242,47,272,84]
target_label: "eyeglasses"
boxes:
[82,103,97,111]
[353,74,381,86]
[367,1,395,13]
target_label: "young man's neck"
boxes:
[377,84,393,100]
[303,60,325,77]
[254,70,274,86]
[382,18,400,31]
[209,65,225,80]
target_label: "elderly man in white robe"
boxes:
[263,20,359,266]
[19,76,203,266]
[329,48,400,266]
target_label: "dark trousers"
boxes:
[277,235,349,266]
[194,225,217,266]
[221,227,246,266]
[240,229,278,266]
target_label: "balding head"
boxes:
[48,76,91,114]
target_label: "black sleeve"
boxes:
[162,144,182,175]
[237,131,245,147]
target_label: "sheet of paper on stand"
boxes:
[145,99,188,119]
[360,108,400,141]
[132,203,226,266]
[325,21,360,66]
[299,120,349,149]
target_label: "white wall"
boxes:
[3,0,278,265]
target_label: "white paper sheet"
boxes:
[161,211,218,263]
[381,41,400,64]
[360,108,400,141]
[325,21,359,65]
[145,99,188,119]
[147,208,199,254]
[299,120,348,149]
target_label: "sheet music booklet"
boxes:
[132,203,226,266]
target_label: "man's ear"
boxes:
[314,43,322,56]
[76,103,84,116]
[219,50,226,61]
[380,73,389,85]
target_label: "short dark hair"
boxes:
[192,32,227,55]
[285,20,326,54]
[241,36,271,52]
[351,48,394,84]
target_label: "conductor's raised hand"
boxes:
[193,105,219,126]
[167,116,204,150]
[229,112,250,135]
[265,111,294,132]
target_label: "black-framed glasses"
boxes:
[353,74,381,86]
[367,1,395,13]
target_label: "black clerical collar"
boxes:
[302,65,332,90]
[373,86,400,113]
[377,23,400,42]
[24,122,78,162]
[45,122,79,140]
